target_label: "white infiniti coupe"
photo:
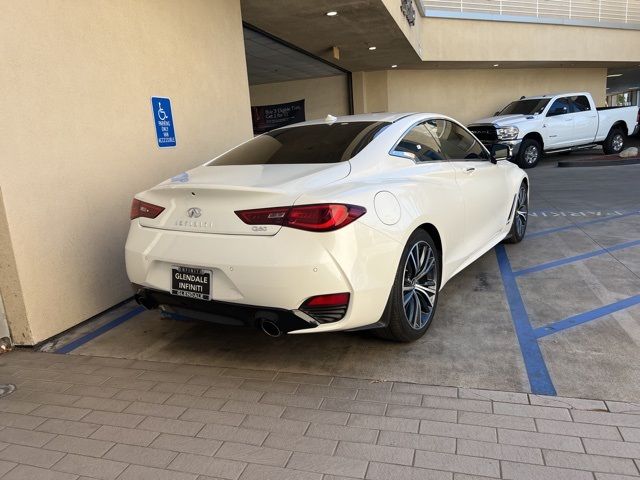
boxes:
[126,113,528,341]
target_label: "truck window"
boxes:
[547,98,571,117]
[571,96,591,112]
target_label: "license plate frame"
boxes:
[171,265,212,301]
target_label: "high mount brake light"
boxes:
[130,198,165,220]
[235,204,366,232]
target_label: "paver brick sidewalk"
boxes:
[0,350,639,479]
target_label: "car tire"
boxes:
[516,138,542,169]
[377,230,440,342]
[602,128,626,155]
[504,182,528,244]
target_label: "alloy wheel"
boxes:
[402,241,438,330]
[524,145,539,165]
[612,133,624,152]
[515,185,528,238]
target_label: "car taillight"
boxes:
[235,204,366,232]
[300,292,350,323]
[130,198,165,220]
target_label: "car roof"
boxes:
[288,112,419,126]
[520,92,589,100]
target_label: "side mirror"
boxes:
[490,143,511,163]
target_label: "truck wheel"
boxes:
[516,139,542,169]
[603,128,625,155]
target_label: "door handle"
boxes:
[464,167,476,174]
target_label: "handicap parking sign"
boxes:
[151,97,176,148]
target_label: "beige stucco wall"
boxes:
[355,68,607,123]
[422,18,640,63]
[0,0,253,344]
[249,75,350,122]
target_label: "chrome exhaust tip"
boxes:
[260,319,282,338]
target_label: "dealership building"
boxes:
[1,0,639,346]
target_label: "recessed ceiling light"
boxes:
[607,73,622,77]
[326,11,338,16]
[493,64,499,67]
[368,46,377,51]
[391,64,398,68]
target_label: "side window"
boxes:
[428,119,489,161]
[571,95,591,112]
[393,123,445,163]
[547,97,571,116]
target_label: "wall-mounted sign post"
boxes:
[151,97,176,148]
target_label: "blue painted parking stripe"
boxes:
[534,294,640,339]
[527,211,640,239]
[55,306,145,354]
[495,245,556,396]
[513,239,640,277]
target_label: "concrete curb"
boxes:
[558,157,640,168]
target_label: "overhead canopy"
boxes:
[241,0,422,71]
[244,27,346,85]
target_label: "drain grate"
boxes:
[0,384,15,398]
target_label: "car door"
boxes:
[543,97,574,148]
[391,122,467,274]
[427,119,512,256]
[570,95,598,145]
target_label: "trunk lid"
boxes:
[138,162,350,236]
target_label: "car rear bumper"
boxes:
[125,221,402,333]
[133,285,315,334]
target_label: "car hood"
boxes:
[469,114,537,127]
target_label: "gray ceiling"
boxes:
[607,66,640,94]
[244,27,345,85]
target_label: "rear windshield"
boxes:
[499,99,550,116]
[210,122,389,166]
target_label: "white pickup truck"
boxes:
[468,92,639,168]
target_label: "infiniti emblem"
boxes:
[187,207,202,218]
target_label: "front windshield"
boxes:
[499,99,550,116]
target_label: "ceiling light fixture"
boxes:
[606,73,622,77]
[391,64,398,68]
[368,46,377,51]
[493,64,499,67]
[326,11,338,16]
